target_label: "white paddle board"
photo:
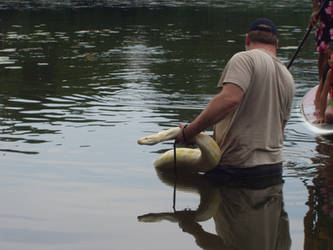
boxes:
[300,85,333,135]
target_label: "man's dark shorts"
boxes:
[204,163,283,188]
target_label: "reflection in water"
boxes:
[304,138,333,250]
[139,169,291,250]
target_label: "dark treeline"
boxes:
[0,0,310,10]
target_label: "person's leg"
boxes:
[318,51,328,82]
[325,98,333,123]
[314,51,329,117]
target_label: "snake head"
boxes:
[137,136,159,145]
[137,127,181,145]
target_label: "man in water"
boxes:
[176,18,295,180]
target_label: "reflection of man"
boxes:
[178,179,291,250]
[138,169,291,250]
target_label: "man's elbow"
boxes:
[231,94,243,106]
[225,91,243,110]
[217,95,241,116]
[218,83,244,113]
[223,83,244,104]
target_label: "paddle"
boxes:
[287,0,329,69]
[173,140,178,211]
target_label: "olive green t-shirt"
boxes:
[214,49,295,168]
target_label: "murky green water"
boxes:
[0,1,332,249]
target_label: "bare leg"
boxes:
[318,51,328,82]
[314,52,328,116]
[325,104,333,123]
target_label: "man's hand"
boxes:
[175,123,195,145]
[176,210,199,234]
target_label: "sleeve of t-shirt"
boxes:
[217,51,253,92]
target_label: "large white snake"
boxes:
[137,127,221,172]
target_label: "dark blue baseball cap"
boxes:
[248,18,278,36]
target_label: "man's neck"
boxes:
[247,42,277,56]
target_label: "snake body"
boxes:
[137,127,221,172]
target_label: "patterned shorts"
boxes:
[315,0,333,52]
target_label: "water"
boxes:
[0,1,332,249]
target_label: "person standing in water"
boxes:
[314,42,333,124]
[311,0,333,109]
[176,18,295,180]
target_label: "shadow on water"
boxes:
[138,168,291,250]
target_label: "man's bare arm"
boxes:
[177,83,244,143]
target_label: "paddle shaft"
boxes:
[173,140,177,211]
[287,0,329,69]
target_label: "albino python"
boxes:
[137,127,221,172]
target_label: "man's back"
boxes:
[214,49,295,168]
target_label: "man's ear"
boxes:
[276,39,279,50]
[245,33,250,47]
